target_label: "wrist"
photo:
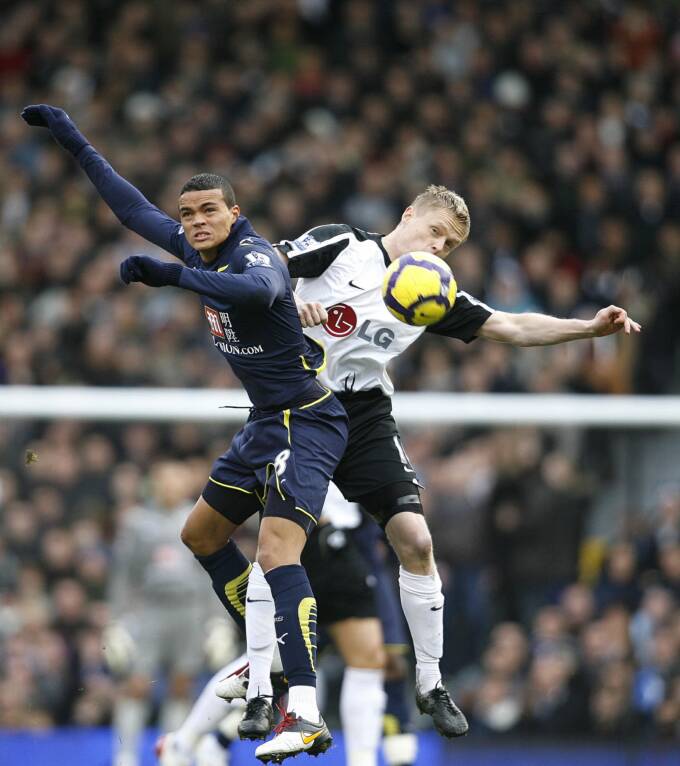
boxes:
[584,318,597,338]
[161,262,183,286]
[59,129,88,156]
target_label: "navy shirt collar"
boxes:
[202,216,256,270]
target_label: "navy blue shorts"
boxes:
[202,389,348,535]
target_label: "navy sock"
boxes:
[265,564,317,687]
[195,540,251,633]
[384,676,413,734]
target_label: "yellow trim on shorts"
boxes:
[295,506,318,526]
[299,387,332,410]
[283,409,291,443]
[208,476,254,494]
[217,264,230,272]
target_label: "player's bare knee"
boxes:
[256,533,289,571]
[180,522,203,553]
[257,517,306,571]
[385,651,408,681]
[395,531,433,572]
[369,643,388,670]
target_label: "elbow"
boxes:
[247,287,276,309]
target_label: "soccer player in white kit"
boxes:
[227,185,640,754]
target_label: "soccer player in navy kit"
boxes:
[22,104,347,762]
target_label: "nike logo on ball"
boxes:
[430,605,444,611]
[246,598,271,603]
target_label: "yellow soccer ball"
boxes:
[382,251,457,326]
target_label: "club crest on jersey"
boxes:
[244,251,272,268]
[324,304,357,337]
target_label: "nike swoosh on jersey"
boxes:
[301,731,323,745]
[430,605,444,611]
[348,279,364,289]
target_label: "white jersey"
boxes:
[278,224,493,395]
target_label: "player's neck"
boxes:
[198,247,219,263]
[380,232,402,262]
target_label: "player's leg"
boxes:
[333,394,468,738]
[181,435,263,632]
[157,654,247,766]
[382,652,418,766]
[329,618,387,766]
[111,613,162,766]
[368,547,419,766]
[159,603,218,750]
[385,502,468,738]
[253,397,348,763]
[213,561,286,704]
[376,493,467,738]
[308,520,386,766]
[112,673,152,766]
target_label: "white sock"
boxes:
[159,697,192,734]
[112,697,149,763]
[287,684,319,722]
[246,562,276,700]
[340,667,385,766]
[383,733,418,766]
[398,566,444,693]
[175,656,245,744]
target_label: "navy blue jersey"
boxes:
[77,146,324,410]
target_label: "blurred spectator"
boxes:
[595,541,642,612]
[1,0,680,746]
[104,461,232,766]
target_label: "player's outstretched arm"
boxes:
[120,255,285,307]
[478,305,641,346]
[21,104,184,259]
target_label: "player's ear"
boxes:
[230,204,241,222]
[401,206,414,223]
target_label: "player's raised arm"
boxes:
[21,104,184,259]
[476,305,642,346]
[119,251,286,308]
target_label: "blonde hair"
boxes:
[411,184,470,246]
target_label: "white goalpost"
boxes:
[2,386,680,428]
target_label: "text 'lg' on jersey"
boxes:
[277,224,494,396]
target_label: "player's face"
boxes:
[398,205,460,258]
[178,189,240,261]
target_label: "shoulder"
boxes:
[232,234,280,272]
[277,224,354,254]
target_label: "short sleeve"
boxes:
[425,291,494,342]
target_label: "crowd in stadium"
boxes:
[1,0,679,745]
